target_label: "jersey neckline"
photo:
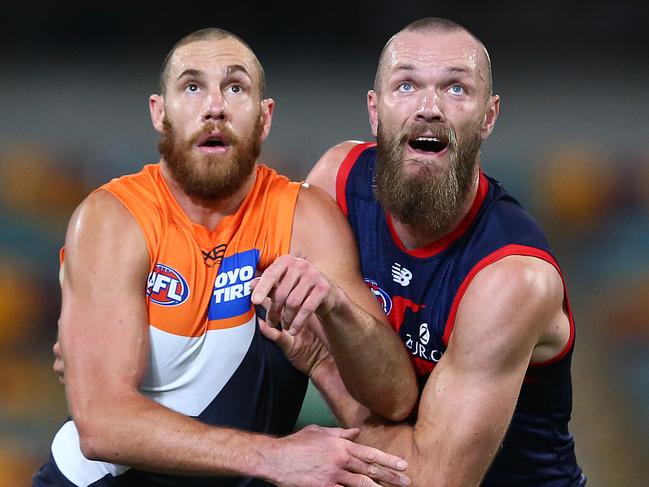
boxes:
[151,162,262,247]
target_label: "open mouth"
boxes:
[197,133,230,150]
[201,139,226,148]
[198,135,228,149]
[408,135,449,154]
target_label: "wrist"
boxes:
[249,435,287,484]
[310,353,336,384]
[316,283,348,321]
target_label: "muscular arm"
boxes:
[252,139,417,421]
[294,185,417,421]
[279,140,413,421]
[354,256,568,486]
[60,190,408,486]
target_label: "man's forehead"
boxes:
[384,30,487,78]
[168,38,256,76]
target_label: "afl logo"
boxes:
[364,279,392,315]
[147,264,190,306]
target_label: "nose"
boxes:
[202,90,226,121]
[415,91,444,123]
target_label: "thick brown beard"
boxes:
[375,120,481,235]
[159,117,262,201]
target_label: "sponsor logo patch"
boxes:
[405,322,442,363]
[365,278,393,315]
[147,264,190,306]
[209,249,260,321]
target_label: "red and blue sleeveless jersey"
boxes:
[337,143,585,486]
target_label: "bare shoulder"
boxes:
[64,189,148,282]
[472,255,564,307]
[450,255,564,363]
[68,189,139,237]
[306,140,366,199]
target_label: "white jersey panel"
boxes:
[141,316,256,416]
[51,421,130,486]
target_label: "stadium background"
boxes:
[1,2,648,485]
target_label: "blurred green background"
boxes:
[1,2,649,485]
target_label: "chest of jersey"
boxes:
[145,229,260,338]
[362,236,460,376]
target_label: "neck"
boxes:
[160,161,257,232]
[390,165,481,250]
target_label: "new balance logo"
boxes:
[391,263,412,286]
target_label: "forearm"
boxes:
[355,384,514,486]
[73,390,283,481]
[317,287,417,420]
[357,419,416,465]
[309,355,370,428]
[357,418,487,487]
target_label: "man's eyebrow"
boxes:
[226,64,252,78]
[177,68,204,80]
[445,66,472,75]
[392,63,416,73]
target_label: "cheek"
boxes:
[449,103,483,128]
[170,95,204,118]
[382,96,418,124]
[232,103,262,127]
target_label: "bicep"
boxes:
[60,191,151,416]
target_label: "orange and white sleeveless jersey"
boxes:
[109,163,298,413]
[38,164,308,487]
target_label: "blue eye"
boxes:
[185,83,200,93]
[449,84,465,95]
[398,82,414,93]
[228,84,243,94]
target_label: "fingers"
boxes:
[319,426,361,441]
[250,258,288,307]
[270,265,307,329]
[258,318,294,353]
[258,318,281,341]
[338,472,382,487]
[348,443,408,472]
[288,284,330,335]
[251,255,332,333]
[344,445,411,487]
[342,460,411,487]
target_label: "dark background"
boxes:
[1,2,648,485]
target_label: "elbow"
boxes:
[74,408,115,462]
[387,379,419,422]
[371,387,418,422]
[77,421,107,461]
[384,396,416,422]
[79,435,104,461]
